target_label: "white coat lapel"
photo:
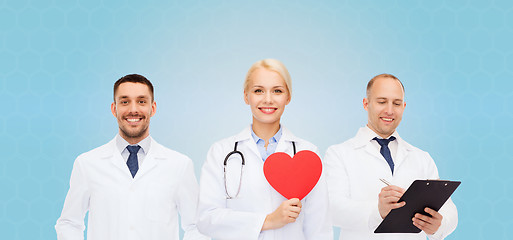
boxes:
[245,140,261,162]
[235,126,261,161]
[393,135,410,169]
[275,127,295,156]
[133,137,160,180]
[110,152,131,177]
[363,143,386,161]
[101,138,133,178]
[134,154,158,180]
[353,128,384,162]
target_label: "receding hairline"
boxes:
[366,73,405,98]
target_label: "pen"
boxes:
[380,178,391,186]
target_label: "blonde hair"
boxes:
[244,59,292,96]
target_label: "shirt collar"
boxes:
[250,125,283,144]
[115,134,151,155]
[364,125,398,141]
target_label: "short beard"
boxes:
[119,125,148,140]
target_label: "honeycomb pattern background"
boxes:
[1,0,512,239]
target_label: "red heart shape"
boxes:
[263,150,322,200]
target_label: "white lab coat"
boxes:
[55,136,208,240]
[325,127,458,240]
[197,126,333,240]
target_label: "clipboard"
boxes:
[374,179,460,233]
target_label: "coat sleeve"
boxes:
[196,143,267,240]
[55,157,90,240]
[324,145,381,232]
[175,158,210,240]
[424,152,458,240]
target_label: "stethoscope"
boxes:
[224,141,296,199]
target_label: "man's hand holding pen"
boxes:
[378,178,443,235]
[378,184,406,219]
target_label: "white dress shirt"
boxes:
[116,134,150,165]
[367,127,399,161]
[325,127,458,240]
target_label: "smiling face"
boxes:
[111,82,156,144]
[363,76,406,139]
[244,68,291,129]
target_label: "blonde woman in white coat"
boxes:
[197,59,332,240]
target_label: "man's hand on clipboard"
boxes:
[378,185,406,219]
[378,179,444,235]
[412,207,443,235]
[374,179,459,234]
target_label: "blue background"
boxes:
[1,0,512,239]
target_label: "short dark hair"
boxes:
[366,73,405,97]
[113,74,154,102]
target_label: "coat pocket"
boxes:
[144,184,175,223]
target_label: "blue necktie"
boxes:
[373,136,396,174]
[126,145,141,178]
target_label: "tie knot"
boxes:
[373,136,396,146]
[127,145,141,154]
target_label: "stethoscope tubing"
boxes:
[223,140,296,199]
[224,142,245,199]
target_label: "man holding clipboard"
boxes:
[324,74,458,239]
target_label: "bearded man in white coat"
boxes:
[55,74,208,240]
[325,74,458,240]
